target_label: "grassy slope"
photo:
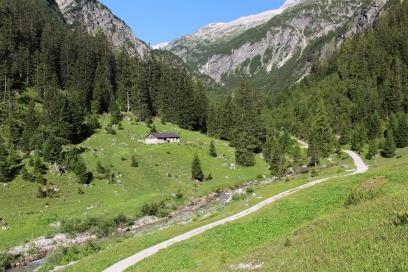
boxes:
[122,149,408,272]
[0,117,270,250]
[63,153,353,271]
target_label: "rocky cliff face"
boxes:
[54,0,151,59]
[164,0,389,88]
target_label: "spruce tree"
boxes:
[209,140,217,158]
[395,115,408,148]
[43,136,63,163]
[366,140,378,160]
[367,112,382,140]
[191,154,204,182]
[382,129,397,158]
[267,138,287,178]
[308,100,334,165]
[351,124,366,153]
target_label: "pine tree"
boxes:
[366,140,378,160]
[382,129,397,158]
[308,100,334,165]
[367,112,382,140]
[42,135,63,163]
[191,154,204,182]
[0,140,21,182]
[209,140,217,158]
[267,138,287,178]
[351,124,366,153]
[395,114,408,148]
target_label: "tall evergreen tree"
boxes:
[382,128,397,158]
[367,112,382,140]
[191,153,204,182]
[209,140,217,158]
[351,124,367,153]
[308,100,334,165]
[395,114,408,148]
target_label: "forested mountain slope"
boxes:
[165,0,388,91]
[268,0,408,156]
[54,0,151,59]
[0,0,209,184]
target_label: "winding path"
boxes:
[103,150,368,272]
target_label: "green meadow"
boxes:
[122,148,408,272]
[0,117,270,250]
[60,149,354,272]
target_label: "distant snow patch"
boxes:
[153,42,170,49]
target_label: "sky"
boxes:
[100,0,285,46]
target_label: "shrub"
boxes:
[21,168,35,182]
[105,124,116,135]
[344,189,380,207]
[393,211,408,226]
[131,156,139,168]
[96,161,108,175]
[37,184,59,199]
[256,174,264,180]
[232,193,246,201]
[0,253,16,271]
[246,187,254,194]
[60,215,128,237]
[175,191,183,199]
[204,173,213,181]
[140,201,168,217]
[40,241,100,272]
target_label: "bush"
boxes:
[105,124,116,135]
[174,191,183,199]
[246,187,254,194]
[37,184,59,199]
[60,215,129,237]
[77,187,85,195]
[393,211,408,226]
[40,241,100,272]
[232,193,246,201]
[140,201,168,217]
[21,168,35,182]
[204,173,213,181]
[344,188,380,207]
[131,155,139,168]
[0,253,15,272]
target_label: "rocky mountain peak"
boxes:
[54,0,151,59]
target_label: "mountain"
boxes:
[164,0,389,90]
[54,0,151,59]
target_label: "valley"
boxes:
[1,0,408,271]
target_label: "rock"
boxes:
[54,0,150,59]
[164,0,388,88]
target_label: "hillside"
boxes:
[0,115,269,249]
[122,148,408,272]
[165,0,388,90]
[1,0,408,271]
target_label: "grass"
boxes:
[60,153,353,272]
[0,116,269,250]
[121,147,408,272]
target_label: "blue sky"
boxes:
[100,0,285,46]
